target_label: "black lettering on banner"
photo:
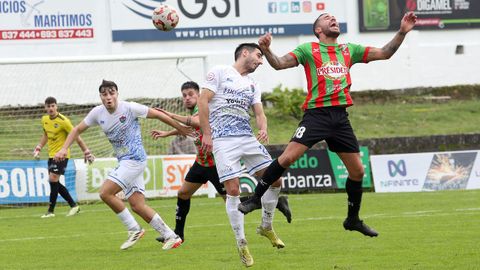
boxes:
[177,0,240,19]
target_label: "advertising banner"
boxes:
[269,147,372,192]
[0,0,103,42]
[77,155,211,201]
[358,0,480,32]
[0,160,76,204]
[110,0,348,41]
[371,150,480,192]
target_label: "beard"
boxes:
[324,29,340,38]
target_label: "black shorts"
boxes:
[290,106,360,153]
[185,162,226,195]
[48,158,69,175]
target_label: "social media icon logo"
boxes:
[388,160,407,177]
[280,2,289,13]
[291,2,301,13]
[316,2,325,10]
[268,2,277,13]
[303,1,312,12]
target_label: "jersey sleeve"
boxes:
[63,116,74,133]
[289,43,309,65]
[83,107,99,127]
[128,102,149,118]
[348,43,370,65]
[201,66,222,93]
[252,81,262,105]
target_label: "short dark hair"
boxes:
[313,13,327,38]
[181,81,199,92]
[98,79,118,92]
[234,43,262,61]
[44,96,57,105]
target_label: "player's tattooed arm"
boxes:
[366,12,417,62]
[259,33,298,70]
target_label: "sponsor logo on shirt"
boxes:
[316,61,348,80]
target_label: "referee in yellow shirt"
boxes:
[33,97,94,218]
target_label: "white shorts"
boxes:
[213,136,272,183]
[108,159,147,199]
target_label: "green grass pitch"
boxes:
[1,190,479,269]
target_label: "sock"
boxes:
[261,186,281,229]
[117,208,141,231]
[48,181,60,213]
[239,195,251,203]
[150,213,176,239]
[254,159,286,199]
[174,198,191,239]
[226,195,245,245]
[346,178,363,220]
[58,183,76,207]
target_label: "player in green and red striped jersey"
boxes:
[239,12,417,237]
[151,81,291,242]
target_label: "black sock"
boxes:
[48,182,60,213]
[174,198,190,239]
[239,196,251,203]
[253,159,286,200]
[346,178,363,220]
[58,183,76,207]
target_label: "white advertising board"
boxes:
[371,150,480,193]
[110,0,348,41]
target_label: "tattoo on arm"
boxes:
[381,31,406,59]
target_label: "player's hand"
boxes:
[53,149,68,162]
[258,32,272,51]
[33,145,41,159]
[177,125,195,137]
[151,129,169,140]
[201,133,213,153]
[257,129,269,144]
[84,149,95,164]
[399,12,417,34]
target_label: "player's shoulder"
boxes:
[56,113,70,122]
[41,115,49,122]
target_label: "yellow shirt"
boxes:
[41,113,74,158]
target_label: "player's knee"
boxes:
[177,189,192,200]
[349,169,365,181]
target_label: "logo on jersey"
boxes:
[206,72,215,82]
[316,61,348,80]
[119,115,126,123]
[54,123,59,128]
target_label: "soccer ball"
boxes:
[152,4,179,31]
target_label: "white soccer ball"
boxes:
[152,4,179,31]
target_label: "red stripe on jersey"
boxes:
[288,52,298,63]
[311,42,325,108]
[342,46,353,105]
[326,45,340,106]
[302,58,313,110]
[362,47,371,63]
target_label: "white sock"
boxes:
[226,195,245,246]
[150,213,176,239]
[261,186,281,229]
[117,208,141,231]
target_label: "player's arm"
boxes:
[259,32,298,70]
[74,136,95,164]
[54,121,89,162]
[147,108,192,136]
[155,108,200,129]
[198,88,214,152]
[33,133,48,159]
[252,103,269,144]
[366,12,417,62]
[151,129,179,140]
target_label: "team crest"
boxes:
[339,44,349,55]
[119,115,126,123]
[250,84,255,92]
[54,123,59,128]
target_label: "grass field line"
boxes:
[1,208,479,243]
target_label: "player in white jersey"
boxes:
[54,80,191,251]
[198,43,284,267]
